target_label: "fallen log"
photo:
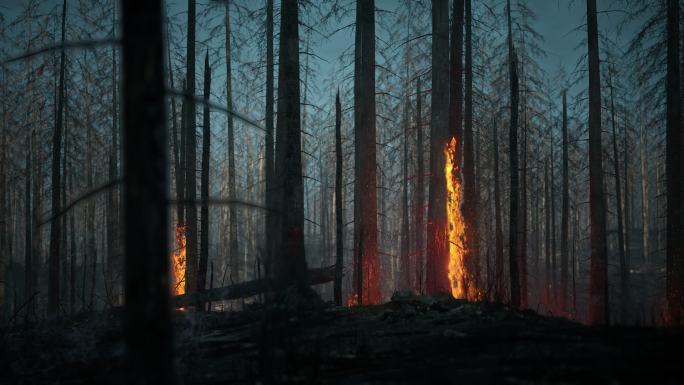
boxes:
[173,264,337,307]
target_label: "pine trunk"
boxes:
[185,0,198,295]
[198,51,211,305]
[334,91,343,305]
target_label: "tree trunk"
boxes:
[273,0,308,291]
[400,91,411,290]
[463,0,478,298]
[168,18,183,226]
[107,22,120,305]
[334,90,344,305]
[587,0,609,325]
[264,0,275,281]
[666,0,684,325]
[415,77,424,293]
[353,0,380,303]
[507,0,521,308]
[48,0,67,315]
[623,115,631,321]
[198,51,211,305]
[493,112,504,303]
[561,89,570,314]
[226,0,239,283]
[609,69,629,323]
[640,110,649,264]
[24,133,32,321]
[426,0,451,294]
[122,0,176,381]
[185,0,198,295]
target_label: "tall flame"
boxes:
[445,137,467,299]
[171,223,187,296]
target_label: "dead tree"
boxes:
[353,0,380,303]
[560,89,569,314]
[48,0,67,315]
[587,0,608,325]
[198,51,211,305]
[273,0,308,291]
[666,0,683,325]
[334,90,343,305]
[415,77,425,293]
[225,0,239,283]
[121,0,176,382]
[426,0,450,294]
[185,0,198,295]
[264,0,275,280]
[507,0,521,308]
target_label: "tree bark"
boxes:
[506,0,521,309]
[463,0,478,298]
[48,0,67,315]
[226,0,239,283]
[107,19,120,305]
[666,0,684,325]
[122,0,176,381]
[334,90,344,305]
[426,0,451,294]
[560,89,569,314]
[198,51,211,305]
[353,0,380,303]
[493,112,504,303]
[415,77,424,293]
[185,0,198,295]
[264,0,275,281]
[400,90,411,290]
[587,0,609,325]
[640,110,649,264]
[273,0,308,291]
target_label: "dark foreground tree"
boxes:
[586,0,608,325]
[666,0,684,325]
[353,0,380,304]
[121,0,176,382]
[198,51,211,305]
[273,0,308,291]
[185,0,198,295]
[334,90,343,305]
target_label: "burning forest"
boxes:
[0,0,684,384]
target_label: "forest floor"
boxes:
[1,291,683,385]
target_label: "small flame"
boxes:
[172,223,187,296]
[346,294,358,307]
[445,137,467,299]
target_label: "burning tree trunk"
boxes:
[121,0,176,382]
[198,51,211,305]
[587,0,608,325]
[185,0,198,295]
[415,77,424,293]
[48,0,67,315]
[506,0,522,309]
[225,0,239,283]
[334,90,344,305]
[264,0,275,280]
[462,0,479,299]
[560,89,569,314]
[608,68,629,322]
[666,0,684,325]
[352,0,380,304]
[425,0,451,295]
[273,0,308,290]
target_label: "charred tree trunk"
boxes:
[24,134,32,321]
[666,0,684,325]
[587,0,608,325]
[198,51,211,305]
[353,0,380,303]
[415,77,425,293]
[185,0,198,295]
[400,91,411,290]
[544,157,551,308]
[426,0,451,294]
[334,91,344,305]
[560,89,569,314]
[493,113,504,303]
[640,111,649,264]
[264,0,275,280]
[463,0,478,298]
[122,0,176,381]
[273,0,308,291]
[226,0,239,283]
[609,69,629,323]
[167,19,182,225]
[48,0,67,315]
[107,25,120,306]
[506,0,521,308]
[179,79,187,225]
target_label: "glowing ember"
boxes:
[346,294,358,307]
[445,137,467,299]
[171,223,187,296]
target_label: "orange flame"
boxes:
[445,137,467,299]
[171,223,187,296]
